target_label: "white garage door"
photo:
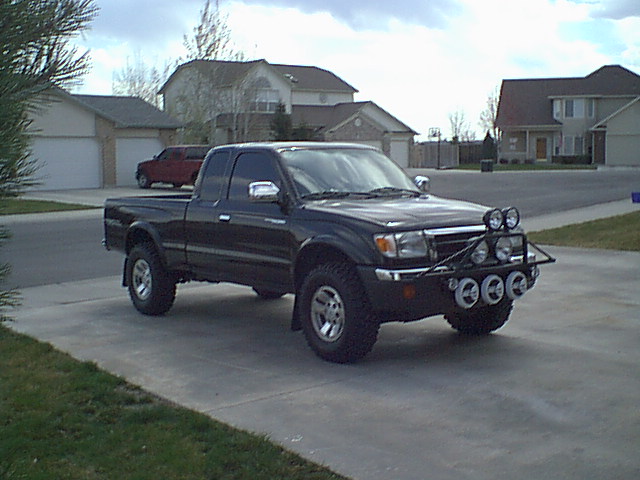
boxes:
[390,139,409,168]
[30,137,101,190]
[116,137,164,186]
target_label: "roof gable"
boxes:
[160,59,358,94]
[292,101,416,134]
[496,65,640,127]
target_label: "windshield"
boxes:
[280,147,419,198]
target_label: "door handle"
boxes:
[219,214,231,222]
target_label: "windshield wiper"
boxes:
[368,187,421,197]
[301,191,376,200]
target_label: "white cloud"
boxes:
[71,0,633,141]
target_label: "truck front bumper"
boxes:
[358,246,555,323]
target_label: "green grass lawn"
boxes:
[528,211,640,252]
[454,162,597,171]
[0,326,347,480]
[0,199,96,215]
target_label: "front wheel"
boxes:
[299,263,380,363]
[137,172,151,189]
[126,243,176,315]
[445,300,513,335]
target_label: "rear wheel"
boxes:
[445,300,513,335]
[299,263,380,363]
[126,243,176,315]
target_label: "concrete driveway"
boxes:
[8,245,640,480]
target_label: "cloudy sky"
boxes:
[73,0,640,140]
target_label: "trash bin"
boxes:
[632,192,640,203]
[480,159,494,172]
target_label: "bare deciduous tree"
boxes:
[448,109,476,142]
[479,86,500,143]
[112,51,175,108]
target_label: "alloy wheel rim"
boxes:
[132,259,152,300]
[310,285,345,342]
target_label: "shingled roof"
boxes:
[292,102,417,134]
[159,59,358,94]
[496,65,640,128]
[71,94,182,129]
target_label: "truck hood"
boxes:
[303,195,490,230]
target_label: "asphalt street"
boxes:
[3,168,640,288]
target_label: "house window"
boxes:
[252,89,280,112]
[564,99,585,118]
[587,99,595,118]
[554,135,561,155]
[564,100,574,118]
[574,136,583,155]
[553,99,562,120]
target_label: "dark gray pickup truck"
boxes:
[104,142,554,363]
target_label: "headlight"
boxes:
[470,240,489,265]
[374,231,428,258]
[503,207,520,230]
[495,236,513,262]
[483,208,504,231]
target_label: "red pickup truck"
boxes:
[136,145,210,188]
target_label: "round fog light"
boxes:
[503,207,520,230]
[481,275,505,305]
[484,208,504,231]
[470,240,489,265]
[506,271,528,300]
[495,236,513,263]
[455,278,479,309]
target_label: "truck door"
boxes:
[184,150,230,276]
[215,151,293,290]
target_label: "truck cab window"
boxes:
[199,151,229,202]
[228,153,280,201]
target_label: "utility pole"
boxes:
[429,127,441,169]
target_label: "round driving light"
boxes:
[470,240,489,265]
[483,208,504,231]
[503,207,520,230]
[506,271,528,300]
[455,278,479,309]
[481,275,505,305]
[495,236,513,262]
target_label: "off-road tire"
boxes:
[445,300,513,335]
[126,243,176,315]
[299,263,380,363]
[252,287,286,300]
[137,173,151,189]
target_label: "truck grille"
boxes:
[425,226,487,261]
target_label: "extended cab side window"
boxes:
[199,151,229,202]
[228,152,280,201]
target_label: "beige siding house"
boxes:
[28,88,181,189]
[159,59,417,167]
[496,65,640,166]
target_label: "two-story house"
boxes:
[496,65,640,166]
[159,59,416,167]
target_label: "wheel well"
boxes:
[294,244,353,291]
[126,229,155,255]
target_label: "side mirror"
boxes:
[414,175,430,193]
[249,181,280,203]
